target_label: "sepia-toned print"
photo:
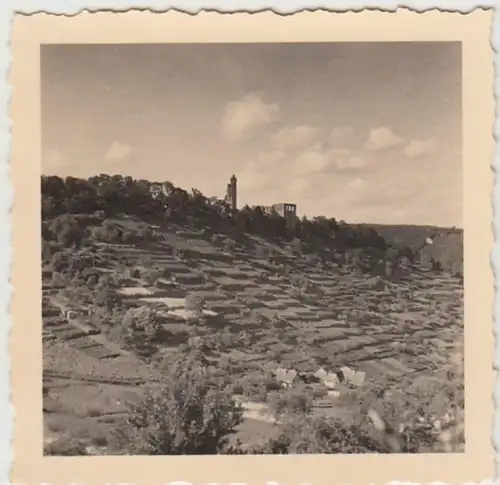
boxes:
[41,40,464,456]
[10,9,494,485]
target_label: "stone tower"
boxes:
[225,174,237,211]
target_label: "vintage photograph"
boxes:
[39,40,466,456]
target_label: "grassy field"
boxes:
[42,215,464,454]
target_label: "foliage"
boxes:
[41,175,398,265]
[95,280,123,311]
[122,305,162,340]
[41,174,462,272]
[185,294,206,315]
[268,386,313,420]
[114,349,243,455]
[44,437,88,456]
[142,268,161,286]
[255,414,384,454]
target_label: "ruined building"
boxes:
[225,174,237,211]
[223,174,297,218]
[265,203,297,219]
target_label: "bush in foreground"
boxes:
[114,349,243,455]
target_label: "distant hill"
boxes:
[357,223,463,273]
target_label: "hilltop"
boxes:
[41,175,464,455]
[41,174,462,274]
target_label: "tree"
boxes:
[431,258,443,272]
[122,305,161,340]
[115,350,243,455]
[51,250,70,272]
[291,237,302,256]
[143,269,161,286]
[185,293,206,316]
[258,413,383,454]
[268,387,313,421]
[45,437,88,456]
[95,280,122,311]
[50,214,85,247]
[223,238,235,254]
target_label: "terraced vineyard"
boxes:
[42,216,463,454]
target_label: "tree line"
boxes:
[41,174,390,254]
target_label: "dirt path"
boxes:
[43,369,163,387]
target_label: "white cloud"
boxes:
[288,145,366,178]
[221,94,280,140]
[293,148,331,176]
[256,150,286,165]
[272,125,318,151]
[346,178,369,192]
[239,140,460,225]
[337,155,365,171]
[330,126,354,144]
[365,126,405,151]
[237,160,280,197]
[326,149,365,171]
[286,176,314,196]
[308,142,325,152]
[105,141,132,163]
[404,139,439,158]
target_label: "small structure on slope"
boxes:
[340,366,366,387]
[274,367,299,388]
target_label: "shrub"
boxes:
[431,258,443,272]
[185,294,206,315]
[257,414,383,454]
[292,237,302,255]
[45,437,88,456]
[114,350,243,455]
[51,250,71,272]
[268,387,313,420]
[223,238,236,253]
[51,271,67,287]
[126,267,141,278]
[122,305,161,340]
[143,269,161,286]
[91,225,121,243]
[95,282,122,311]
[50,214,85,247]
[172,247,184,260]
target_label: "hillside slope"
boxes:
[359,223,463,273]
[41,175,465,454]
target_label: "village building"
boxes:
[313,367,328,381]
[323,372,340,390]
[340,366,366,387]
[327,390,341,398]
[274,367,299,388]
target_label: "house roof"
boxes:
[340,366,366,386]
[314,367,328,379]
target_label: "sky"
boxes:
[41,42,462,227]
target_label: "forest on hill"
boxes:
[41,174,462,274]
